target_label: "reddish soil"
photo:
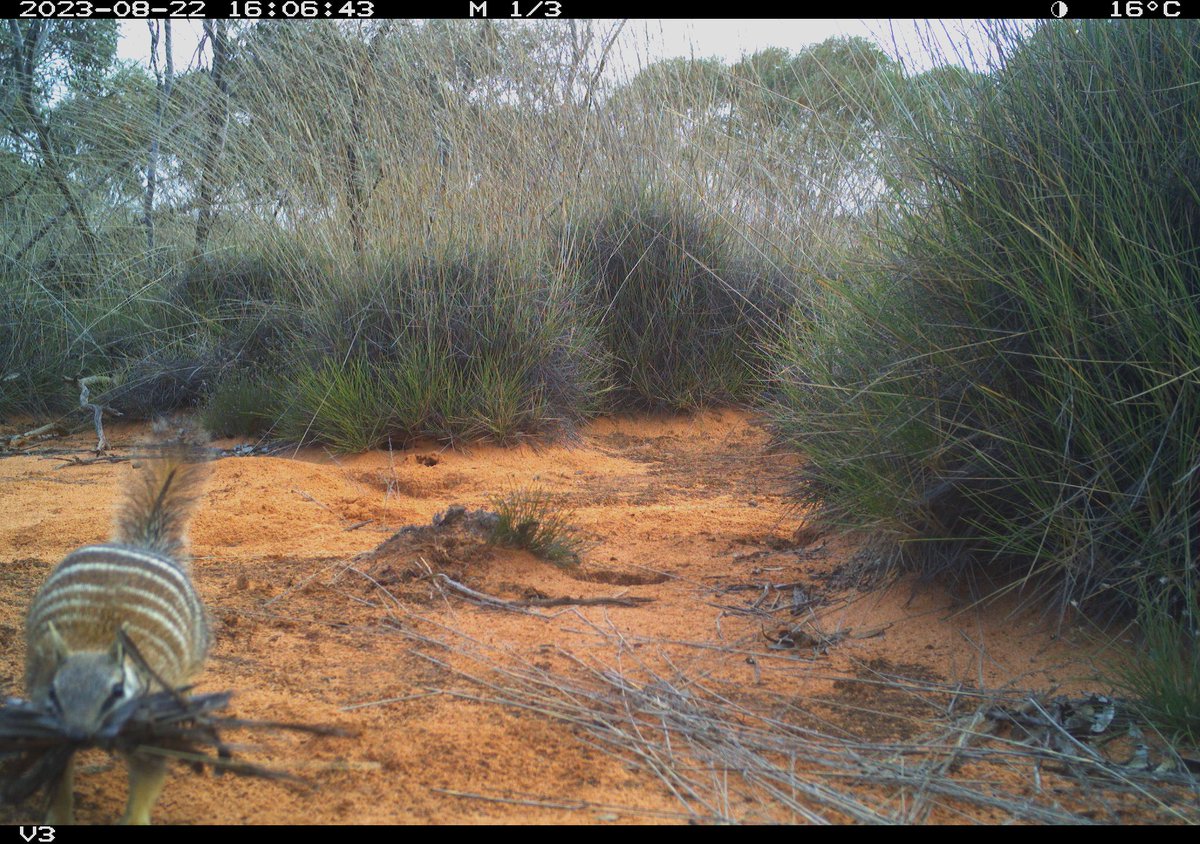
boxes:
[0,411,1192,824]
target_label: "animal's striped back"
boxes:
[26,543,209,695]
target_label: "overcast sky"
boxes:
[117,19,998,77]
[619,20,996,72]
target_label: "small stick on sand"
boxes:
[4,422,68,450]
[54,454,132,468]
[434,574,652,612]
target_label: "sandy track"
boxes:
[0,411,1180,823]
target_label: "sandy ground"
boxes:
[0,411,1192,824]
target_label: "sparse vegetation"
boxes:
[489,486,585,567]
[199,371,273,439]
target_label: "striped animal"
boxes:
[24,444,211,824]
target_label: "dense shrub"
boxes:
[569,187,791,410]
[772,21,1200,612]
[273,243,608,450]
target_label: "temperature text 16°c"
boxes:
[1111,0,1181,14]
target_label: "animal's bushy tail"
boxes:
[114,430,210,562]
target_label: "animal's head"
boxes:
[40,625,146,739]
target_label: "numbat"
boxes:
[24,440,211,824]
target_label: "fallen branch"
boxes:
[75,374,121,453]
[429,787,701,822]
[763,622,892,653]
[339,691,442,712]
[54,454,132,469]
[431,574,550,617]
[433,574,652,612]
[431,787,587,811]
[4,423,68,451]
[522,595,654,608]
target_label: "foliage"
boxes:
[274,242,607,449]
[569,185,790,410]
[772,21,1200,613]
[1112,579,1200,745]
[489,485,585,567]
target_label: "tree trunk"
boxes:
[194,19,229,257]
[143,20,173,255]
[8,20,100,265]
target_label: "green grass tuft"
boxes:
[276,356,394,452]
[489,486,585,567]
[1111,577,1200,746]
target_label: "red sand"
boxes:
[0,411,1182,823]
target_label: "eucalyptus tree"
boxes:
[2,21,118,264]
